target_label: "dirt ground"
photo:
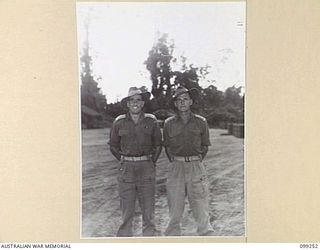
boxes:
[81,128,245,237]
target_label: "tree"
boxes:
[80,14,107,114]
[224,85,242,107]
[202,85,224,111]
[145,33,206,111]
[105,102,126,119]
[223,86,244,123]
[144,32,244,127]
[173,66,200,90]
[144,33,175,109]
[80,13,108,128]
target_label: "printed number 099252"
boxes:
[300,244,318,248]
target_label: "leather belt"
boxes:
[172,155,201,162]
[121,155,151,162]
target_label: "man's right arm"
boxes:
[200,117,211,161]
[109,120,121,161]
[164,147,173,162]
[110,146,121,161]
[163,120,173,162]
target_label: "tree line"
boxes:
[81,33,244,128]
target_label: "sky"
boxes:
[76,2,246,103]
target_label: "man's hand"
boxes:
[164,147,173,162]
[110,146,121,161]
[151,145,162,164]
[201,146,208,160]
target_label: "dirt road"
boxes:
[81,128,245,237]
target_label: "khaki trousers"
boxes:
[165,160,214,236]
[117,160,155,237]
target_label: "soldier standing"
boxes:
[109,87,162,237]
[163,86,214,236]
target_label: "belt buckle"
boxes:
[185,156,191,162]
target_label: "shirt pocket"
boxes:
[119,129,130,146]
[167,128,184,146]
[190,128,201,136]
[168,129,183,138]
[143,126,153,135]
[137,126,152,148]
[119,129,128,136]
[190,128,201,142]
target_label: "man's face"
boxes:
[127,94,144,114]
[174,93,193,112]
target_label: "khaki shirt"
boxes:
[163,113,211,156]
[109,113,162,156]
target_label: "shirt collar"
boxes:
[175,111,195,122]
[126,112,145,122]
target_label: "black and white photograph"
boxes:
[77,2,246,238]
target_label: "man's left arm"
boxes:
[152,146,162,164]
[200,118,211,160]
[200,145,208,160]
[151,120,163,163]
[109,121,122,161]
